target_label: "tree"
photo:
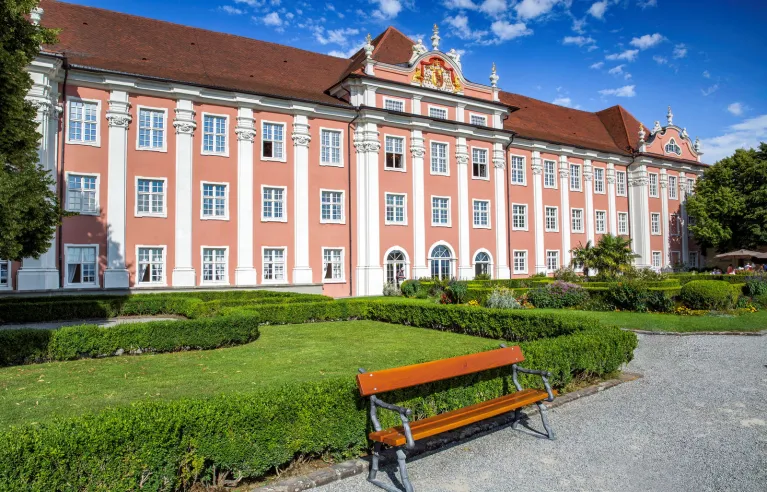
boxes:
[572,234,637,279]
[0,0,62,261]
[570,240,596,277]
[685,143,767,252]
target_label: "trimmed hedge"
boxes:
[584,279,680,288]
[679,280,739,310]
[667,273,758,285]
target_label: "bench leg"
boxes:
[511,408,522,430]
[369,442,381,481]
[536,402,556,440]
[367,444,415,492]
[396,448,415,492]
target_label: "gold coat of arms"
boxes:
[412,57,462,93]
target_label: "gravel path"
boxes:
[0,317,179,330]
[312,334,767,492]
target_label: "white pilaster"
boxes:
[412,95,422,116]
[493,144,510,279]
[607,163,617,235]
[291,114,313,284]
[456,103,465,123]
[171,99,196,286]
[456,137,472,279]
[103,90,131,288]
[234,108,258,285]
[628,166,651,267]
[660,169,670,268]
[559,155,571,266]
[680,172,689,263]
[584,159,595,245]
[410,130,429,278]
[531,151,546,274]
[354,120,384,295]
[17,60,61,291]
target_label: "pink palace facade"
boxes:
[3,1,708,297]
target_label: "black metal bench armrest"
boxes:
[370,395,416,449]
[512,364,555,402]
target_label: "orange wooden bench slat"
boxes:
[356,346,525,397]
[369,388,556,447]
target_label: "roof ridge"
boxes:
[499,89,601,116]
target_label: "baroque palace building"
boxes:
[3,0,707,297]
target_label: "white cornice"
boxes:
[634,155,704,175]
[513,138,633,164]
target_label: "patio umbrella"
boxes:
[715,249,767,259]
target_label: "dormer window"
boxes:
[665,138,682,156]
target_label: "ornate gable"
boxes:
[411,56,462,94]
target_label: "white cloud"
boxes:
[629,33,665,49]
[563,35,596,47]
[608,64,624,75]
[234,0,265,6]
[590,61,604,69]
[588,1,609,19]
[219,5,245,15]
[328,41,366,58]
[599,85,636,97]
[445,14,488,41]
[701,84,719,96]
[515,0,563,20]
[553,96,572,107]
[653,55,668,65]
[261,11,284,30]
[490,20,533,41]
[443,0,478,9]
[727,102,744,116]
[571,17,587,34]
[480,0,507,15]
[372,0,402,20]
[606,49,639,62]
[673,43,687,58]
[637,0,657,8]
[314,27,359,46]
[703,70,711,78]
[701,114,767,164]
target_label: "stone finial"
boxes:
[447,48,461,68]
[667,105,673,125]
[681,127,689,139]
[489,62,499,88]
[30,6,44,25]
[638,123,646,143]
[431,23,440,50]
[651,120,662,134]
[364,33,374,60]
[694,136,702,153]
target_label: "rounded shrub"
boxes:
[400,280,421,298]
[679,280,738,310]
[446,280,469,304]
[606,279,649,312]
[485,287,521,309]
[527,281,589,309]
[645,291,674,313]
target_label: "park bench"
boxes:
[356,345,556,492]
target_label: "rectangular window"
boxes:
[618,212,629,235]
[202,183,227,219]
[384,98,404,112]
[594,168,605,194]
[546,251,559,271]
[570,164,581,191]
[138,108,165,150]
[202,114,227,154]
[322,248,344,281]
[668,175,678,200]
[68,100,98,144]
[67,174,98,214]
[321,190,344,223]
[137,247,164,285]
[545,206,558,232]
[649,173,659,197]
[652,251,662,269]
[430,142,448,175]
[65,246,97,287]
[595,210,607,234]
[510,156,525,184]
[0,260,9,288]
[671,251,681,265]
[385,136,405,170]
[651,212,661,235]
[263,248,286,281]
[671,213,681,236]
[136,178,165,216]
[385,193,406,224]
[689,251,699,267]
[202,247,227,283]
[432,197,450,226]
[686,178,695,196]
[544,160,557,188]
[616,171,627,196]
[513,251,527,274]
[571,208,584,233]
[473,200,490,228]
[262,122,285,159]
[262,186,285,221]
[512,204,527,230]
[472,148,488,179]
[320,129,342,165]
[429,106,448,119]
[470,114,487,126]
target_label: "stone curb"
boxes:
[249,372,642,492]
[629,329,766,336]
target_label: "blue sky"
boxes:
[62,0,767,163]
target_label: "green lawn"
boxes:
[0,321,499,429]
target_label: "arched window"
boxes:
[429,245,454,280]
[665,138,681,155]
[474,251,491,278]
[385,250,408,286]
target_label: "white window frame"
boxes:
[652,251,662,269]
[66,98,101,147]
[63,244,99,289]
[135,106,168,152]
[570,163,582,191]
[200,181,229,221]
[618,212,629,235]
[472,249,493,278]
[668,175,678,200]
[383,96,406,112]
[384,134,406,172]
[65,172,100,215]
[665,138,682,156]
[469,113,487,126]
[320,188,346,224]
[688,251,699,268]
[471,146,490,181]
[135,176,167,218]
[429,242,456,280]
[429,140,450,176]
[545,206,559,232]
[135,245,167,287]
[200,112,229,157]
[384,247,410,285]
[431,195,451,227]
[511,203,528,231]
[319,127,344,167]
[571,208,584,233]
[546,250,560,272]
[428,104,448,119]
[384,192,408,226]
[513,250,528,275]
[651,212,661,235]
[616,171,627,196]
[261,120,287,162]
[0,259,10,290]
[595,210,607,234]
[321,247,346,283]
[593,167,605,194]
[262,246,288,284]
[510,154,526,185]
[472,199,491,229]
[649,173,659,198]
[200,246,229,285]
[261,185,288,222]
[543,160,557,189]
[686,178,695,196]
